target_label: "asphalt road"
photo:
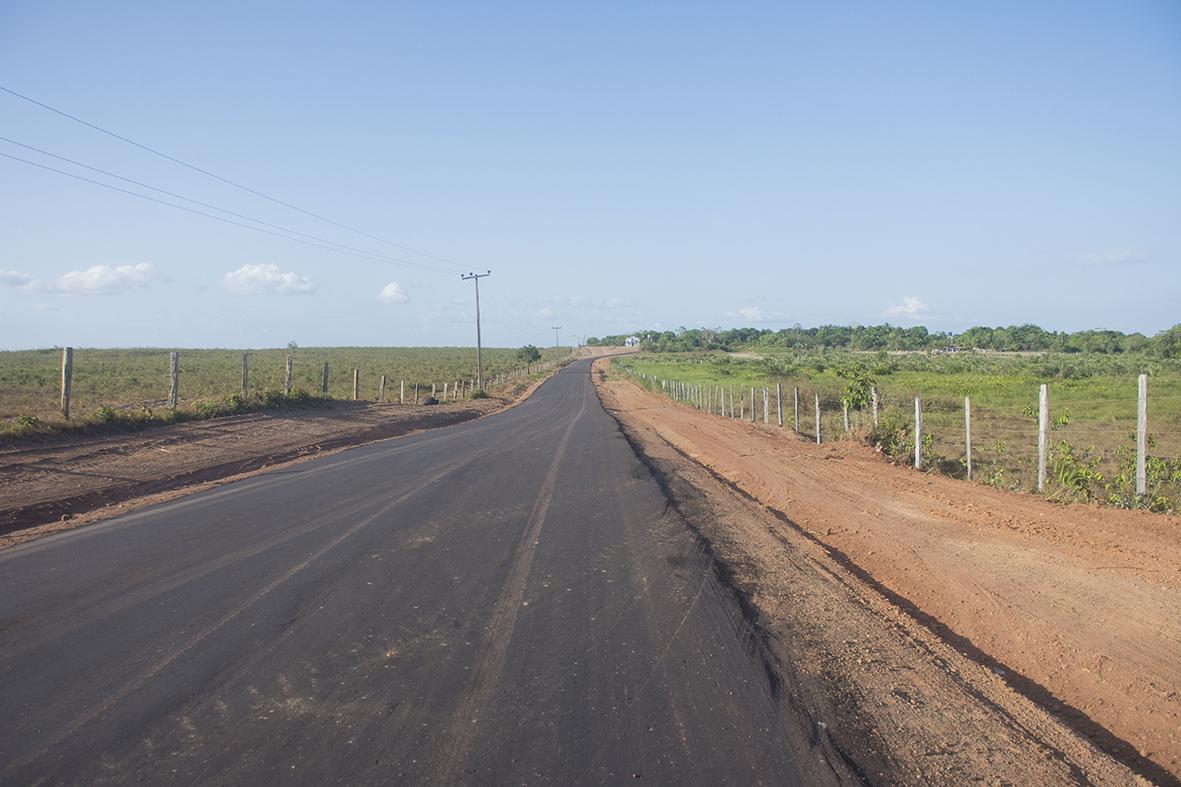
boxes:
[0,360,844,785]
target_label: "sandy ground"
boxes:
[596,358,1179,785]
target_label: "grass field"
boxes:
[0,346,571,435]
[614,350,1181,511]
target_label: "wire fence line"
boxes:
[2,347,573,427]
[617,365,1181,513]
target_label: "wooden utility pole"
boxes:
[60,347,73,419]
[461,271,491,391]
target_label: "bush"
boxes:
[469,389,489,399]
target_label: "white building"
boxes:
[624,336,640,347]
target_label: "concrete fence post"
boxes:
[871,386,879,428]
[763,387,769,424]
[400,379,405,405]
[379,375,387,403]
[322,362,329,398]
[914,396,923,470]
[776,382,783,427]
[1037,384,1048,492]
[241,353,249,400]
[284,354,293,396]
[964,396,972,481]
[814,392,821,444]
[1137,374,1147,497]
[353,369,360,401]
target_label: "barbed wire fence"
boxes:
[618,363,1181,512]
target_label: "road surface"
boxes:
[0,360,846,784]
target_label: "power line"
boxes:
[0,84,467,270]
[0,150,452,273]
[0,135,451,273]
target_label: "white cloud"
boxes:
[884,295,929,322]
[737,306,765,321]
[536,306,555,318]
[222,264,315,295]
[53,263,159,295]
[0,269,35,288]
[1084,249,1149,266]
[378,281,409,303]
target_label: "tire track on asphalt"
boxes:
[434,377,589,781]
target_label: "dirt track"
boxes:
[596,359,1180,784]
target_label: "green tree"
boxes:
[516,345,542,363]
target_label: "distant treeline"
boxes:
[588,323,1181,357]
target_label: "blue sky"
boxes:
[1,1,1178,349]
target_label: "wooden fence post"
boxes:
[400,379,405,404]
[431,383,436,400]
[794,387,800,433]
[443,382,449,401]
[169,351,179,409]
[814,392,821,444]
[414,383,419,404]
[379,375,387,403]
[321,362,329,398]
[729,384,735,418]
[1137,374,1147,497]
[750,387,756,423]
[285,355,293,396]
[914,396,923,470]
[1037,383,1048,492]
[241,353,249,400]
[871,386,879,428]
[843,402,850,434]
[763,387,769,424]
[60,347,73,419]
[964,396,972,481]
[776,382,783,427]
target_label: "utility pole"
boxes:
[552,326,562,348]
[461,271,491,391]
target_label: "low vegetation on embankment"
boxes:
[0,345,570,441]
[614,349,1181,512]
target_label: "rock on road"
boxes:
[0,360,850,784]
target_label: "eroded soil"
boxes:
[596,358,1178,785]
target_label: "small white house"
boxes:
[624,336,640,347]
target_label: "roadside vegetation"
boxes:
[613,346,1181,512]
[0,345,570,441]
